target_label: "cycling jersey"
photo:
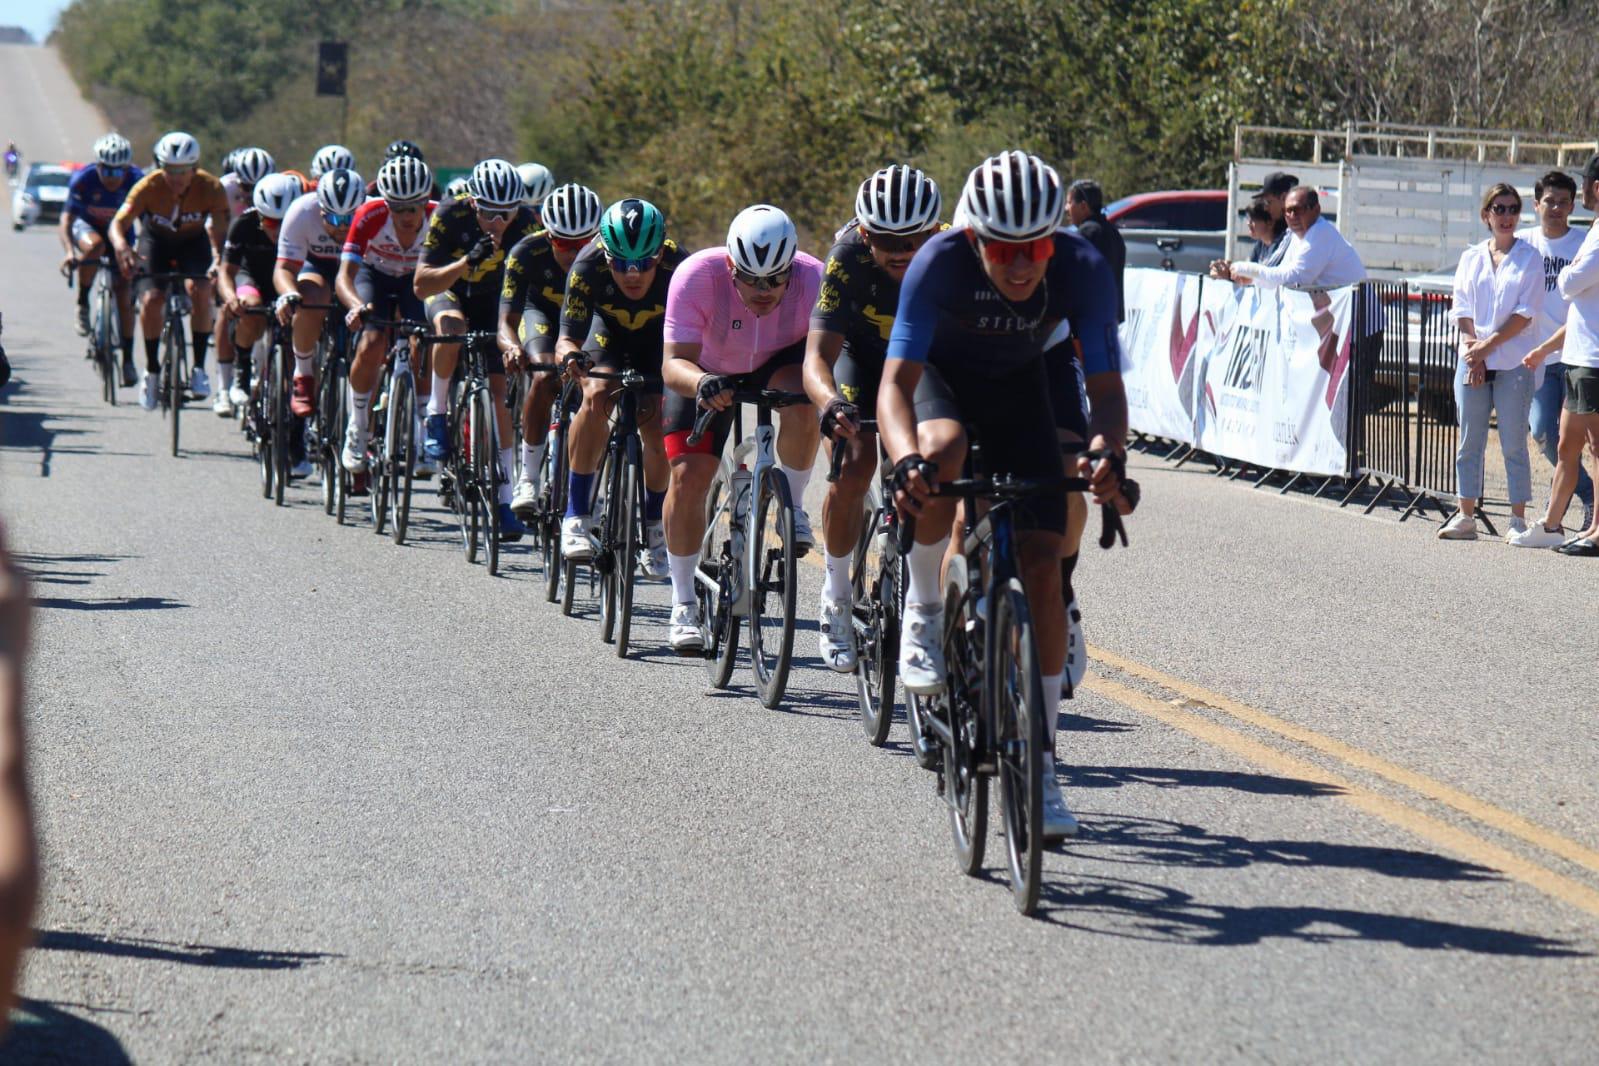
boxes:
[341,199,438,277]
[662,246,823,374]
[420,198,538,298]
[276,192,344,268]
[887,228,1120,379]
[500,231,574,323]
[222,208,278,289]
[113,168,229,241]
[560,239,686,352]
[66,164,144,233]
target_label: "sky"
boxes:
[0,0,71,43]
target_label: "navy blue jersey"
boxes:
[66,164,144,231]
[886,227,1120,377]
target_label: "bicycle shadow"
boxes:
[0,407,92,478]
[31,596,186,612]
[33,928,340,970]
[1066,765,1342,797]
[0,998,132,1065]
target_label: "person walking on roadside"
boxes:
[1438,183,1542,541]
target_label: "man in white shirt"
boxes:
[1545,154,1599,554]
[1221,187,1366,289]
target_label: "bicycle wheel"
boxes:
[319,358,342,516]
[390,370,416,545]
[940,557,987,877]
[613,447,642,658]
[271,338,290,507]
[474,386,500,575]
[371,368,391,534]
[853,497,898,746]
[542,412,569,603]
[163,317,185,456]
[699,461,740,688]
[993,577,1046,916]
[598,444,623,644]
[749,468,797,709]
[95,279,117,405]
[333,381,350,526]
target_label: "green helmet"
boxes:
[599,198,665,260]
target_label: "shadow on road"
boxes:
[34,928,340,970]
[0,407,91,477]
[31,596,186,612]
[1067,765,1342,797]
[1,998,132,1065]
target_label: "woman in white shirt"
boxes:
[1439,183,1543,541]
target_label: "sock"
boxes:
[645,488,665,522]
[668,551,698,605]
[823,549,853,603]
[348,384,372,433]
[779,461,811,510]
[218,362,235,393]
[120,336,134,364]
[1061,551,1079,608]
[1041,673,1064,747]
[520,439,545,487]
[77,287,88,308]
[293,345,315,378]
[143,337,160,373]
[498,448,515,504]
[428,372,450,416]
[905,535,949,611]
[191,329,210,370]
[566,471,595,518]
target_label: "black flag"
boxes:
[316,42,348,97]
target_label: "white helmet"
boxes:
[468,158,524,209]
[726,204,797,278]
[540,183,603,240]
[957,151,1064,242]
[515,162,555,207]
[154,131,201,167]
[445,176,470,199]
[376,155,432,204]
[856,165,941,235]
[93,132,133,168]
[252,173,301,220]
[316,168,366,216]
[233,147,275,185]
[310,144,355,180]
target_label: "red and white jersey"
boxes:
[341,199,438,278]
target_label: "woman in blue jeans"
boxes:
[1439,183,1543,541]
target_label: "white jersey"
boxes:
[276,192,342,267]
[221,172,249,220]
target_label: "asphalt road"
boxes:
[4,42,1599,1065]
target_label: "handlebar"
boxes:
[686,388,809,447]
[825,416,878,482]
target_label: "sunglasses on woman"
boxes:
[731,266,792,291]
[978,236,1054,266]
[1488,202,1521,216]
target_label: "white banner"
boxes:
[1118,270,1201,445]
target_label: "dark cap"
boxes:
[1260,171,1298,197]
[1584,153,1599,185]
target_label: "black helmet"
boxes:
[385,139,424,162]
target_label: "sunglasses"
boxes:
[978,236,1054,266]
[1488,202,1521,216]
[475,205,515,222]
[549,234,591,253]
[388,202,423,215]
[864,230,932,255]
[164,165,195,177]
[322,211,354,228]
[731,266,792,291]
[605,251,659,274]
[97,164,127,179]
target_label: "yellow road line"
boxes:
[1088,643,1599,879]
[1083,674,1599,920]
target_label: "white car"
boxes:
[11,162,73,230]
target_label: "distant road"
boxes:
[0,43,108,181]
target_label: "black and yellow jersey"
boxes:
[420,197,539,296]
[810,222,950,369]
[559,238,685,351]
[499,231,575,323]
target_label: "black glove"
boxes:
[890,453,935,494]
[696,374,733,407]
[465,236,495,267]
[819,396,858,440]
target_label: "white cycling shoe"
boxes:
[791,507,816,553]
[669,602,704,654]
[642,521,669,579]
[228,383,250,408]
[899,603,945,694]
[561,515,595,560]
[212,391,235,417]
[818,595,856,672]
[188,367,210,400]
[138,370,159,411]
[341,426,368,472]
[1041,768,1080,840]
[510,479,539,521]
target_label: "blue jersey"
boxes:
[886,227,1121,378]
[66,164,144,231]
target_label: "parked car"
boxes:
[11,162,73,230]
[1106,189,1245,273]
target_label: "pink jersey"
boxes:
[663,247,823,374]
[341,199,438,277]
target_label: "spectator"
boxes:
[1438,183,1542,541]
[1513,169,1593,545]
[1258,170,1298,226]
[1066,179,1126,322]
[1244,196,1288,265]
[1221,187,1365,289]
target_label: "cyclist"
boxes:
[497,182,603,518]
[109,131,229,410]
[414,158,539,534]
[272,167,365,478]
[335,155,437,498]
[803,164,943,671]
[3,142,18,179]
[60,133,143,382]
[515,162,555,225]
[659,204,824,652]
[879,151,1129,839]
[218,174,299,415]
[444,176,470,201]
[555,198,684,575]
[220,147,274,221]
[309,144,355,182]
[365,140,442,200]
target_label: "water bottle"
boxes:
[729,466,751,605]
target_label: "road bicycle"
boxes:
[67,255,122,406]
[236,306,292,504]
[437,331,512,574]
[142,269,210,457]
[537,371,581,606]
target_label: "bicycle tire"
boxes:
[940,557,987,876]
[700,463,740,688]
[272,338,289,507]
[371,367,391,534]
[542,409,569,603]
[749,468,798,709]
[333,381,350,526]
[614,446,642,658]
[391,370,416,545]
[319,354,342,516]
[598,443,622,644]
[164,319,186,457]
[852,496,897,746]
[993,578,1046,916]
[561,557,577,616]
[475,386,500,575]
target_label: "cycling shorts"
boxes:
[835,346,884,417]
[232,268,276,302]
[662,339,805,459]
[1045,344,1090,447]
[134,230,212,299]
[913,359,1067,534]
[70,216,109,249]
[424,289,506,375]
[521,306,557,360]
[354,262,424,332]
[297,255,339,288]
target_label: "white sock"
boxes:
[1041,672,1063,748]
[905,536,949,611]
[668,551,699,605]
[823,549,853,603]
[779,462,812,510]
[498,448,515,504]
[348,384,372,433]
[521,439,546,487]
[218,362,235,392]
[428,372,451,416]
[293,346,316,378]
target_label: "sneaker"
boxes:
[1509,522,1564,549]
[228,383,249,408]
[341,425,368,472]
[290,375,315,417]
[289,459,313,480]
[1504,516,1529,542]
[75,304,90,336]
[1065,595,1086,692]
[561,514,595,560]
[138,370,158,410]
[899,603,946,694]
[212,391,235,417]
[188,367,210,400]
[423,413,449,463]
[120,357,137,388]
[643,520,669,579]
[497,503,527,542]
[1555,536,1599,557]
[1041,769,1080,840]
[510,479,539,521]
[669,602,705,654]
[791,507,815,553]
[1437,513,1477,540]
[817,595,856,673]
